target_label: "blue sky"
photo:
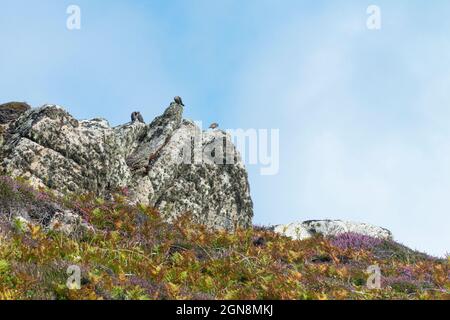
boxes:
[1,0,449,257]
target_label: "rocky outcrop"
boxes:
[273,220,392,241]
[0,102,31,124]
[0,102,253,230]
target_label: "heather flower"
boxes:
[381,275,429,294]
[399,266,416,281]
[331,232,383,250]
[120,187,130,197]
[36,192,50,201]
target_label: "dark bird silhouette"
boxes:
[209,122,219,130]
[174,96,184,106]
[136,112,144,123]
[131,111,145,123]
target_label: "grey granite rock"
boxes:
[0,101,254,230]
[273,220,392,240]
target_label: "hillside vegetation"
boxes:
[0,176,448,300]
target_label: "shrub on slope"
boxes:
[0,176,448,300]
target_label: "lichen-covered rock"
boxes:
[48,209,94,235]
[273,220,392,240]
[0,102,253,230]
[0,102,31,147]
[1,105,136,194]
[0,102,31,124]
[152,123,253,230]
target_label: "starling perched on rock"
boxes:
[174,96,184,106]
[131,111,145,123]
[136,112,144,123]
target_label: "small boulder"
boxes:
[273,220,392,241]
